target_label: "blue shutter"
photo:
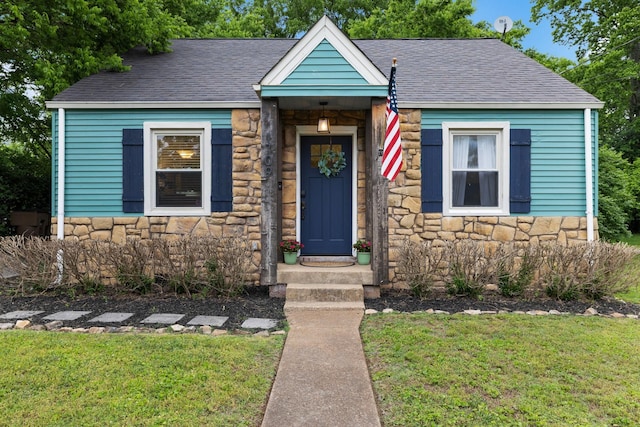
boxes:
[122,129,144,213]
[211,128,233,212]
[510,129,531,213]
[421,129,443,212]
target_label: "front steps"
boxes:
[284,283,365,314]
[276,261,375,314]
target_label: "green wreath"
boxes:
[317,150,347,177]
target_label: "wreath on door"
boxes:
[318,149,346,177]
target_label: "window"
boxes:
[144,122,211,216]
[442,122,510,216]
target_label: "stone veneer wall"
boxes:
[386,108,599,285]
[280,109,368,243]
[51,109,264,284]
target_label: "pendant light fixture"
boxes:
[317,101,330,134]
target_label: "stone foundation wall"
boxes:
[51,108,263,284]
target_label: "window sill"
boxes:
[144,208,211,217]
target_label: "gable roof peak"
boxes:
[259,15,387,87]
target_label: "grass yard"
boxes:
[0,331,284,426]
[362,313,640,427]
[615,235,640,303]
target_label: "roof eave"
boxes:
[404,101,605,110]
[45,101,261,110]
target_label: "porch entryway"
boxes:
[300,135,353,255]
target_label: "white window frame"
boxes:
[144,122,211,216]
[442,121,510,216]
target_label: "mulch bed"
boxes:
[1,287,639,331]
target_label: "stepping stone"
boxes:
[241,318,278,329]
[0,310,44,320]
[140,313,185,324]
[187,315,228,327]
[89,313,135,323]
[43,311,92,321]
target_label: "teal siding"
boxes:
[422,110,597,217]
[261,39,388,98]
[282,40,368,86]
[52,109,231,217]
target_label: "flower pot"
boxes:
[283,252,298,265]
[357,251,371,265]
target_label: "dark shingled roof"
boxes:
[51,38,601,106]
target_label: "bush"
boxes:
[445,240,491,297]
[59,240,106,295]
[105,239,156,294]
[0,236,63,294]
[396,239,444,298]
[0,144,51,236]
[493,243,542,297]
[395,239,639,301]
[0,234,254,297]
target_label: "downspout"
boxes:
[56,108,66,239]
[584,108,595,241]
[56,108,66,282]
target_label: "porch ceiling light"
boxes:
[317,102,330,134]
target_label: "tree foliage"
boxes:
[0,0,189,155]
[0,144,50,235]
[532,1,640,159]
[347,0,529,44]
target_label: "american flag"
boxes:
[381,63,402,181]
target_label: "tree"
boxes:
[347,0,528,50]
[532,1,640,159]
[0,0,189,157]
[597,145,634,240]
[0,143,50,235]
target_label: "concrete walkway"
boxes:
[261,309,381,427]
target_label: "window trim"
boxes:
[442,121,510,216]
[143,122,211,216]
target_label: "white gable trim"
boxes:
[260,15,388,86]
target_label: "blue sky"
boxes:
[470,0,576,59]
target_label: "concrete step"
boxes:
[285,283,364,303]
[284,301,365,315]
[277,263,373,285]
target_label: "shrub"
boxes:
[59,240,106,295]
[579,242,639,299]
[154,237,206,297]
[206,236,252,297]
[0,144,51,236]
[445,240,491,297]
[396,239,443,298]
[395,239,637,301]
[493,243,542,297]
[0,236,63,294]
[105,239,156,294]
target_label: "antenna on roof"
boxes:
[493,16,513,40]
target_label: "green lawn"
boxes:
[362,313,640,427]
[0,331,284,426]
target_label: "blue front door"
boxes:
[300,136,352,255]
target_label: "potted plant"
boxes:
[280,239,303,264]
[353,240,372,265]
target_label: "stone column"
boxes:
[260,99,280,286]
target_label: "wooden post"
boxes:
[367,98,389,287]
[260,99,280,286]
